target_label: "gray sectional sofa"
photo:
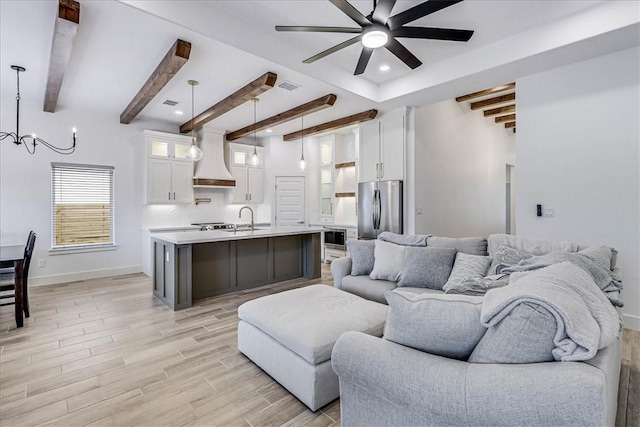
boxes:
[330,233,623,426]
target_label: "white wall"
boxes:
[412,99,516,237]
[0,98,173,285]
[516,47,640,330]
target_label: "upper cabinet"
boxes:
[358,110,406,182]
[144,130,194,204]
[227,142,265,204]
[319,135,337,222]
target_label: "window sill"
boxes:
[49,245,118,256]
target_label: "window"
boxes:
[51,163,114,250]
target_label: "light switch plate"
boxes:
[542,208,555,218]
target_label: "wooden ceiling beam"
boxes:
[470,92,516,110]
[120,39,191,124]
[455,82,515,103]
[483,104,515,117]
[495,114,516,123]
[226,94,337,141]
[180,72,277,134]
[505,121,516,129]
[43,0,80,113]
[283,109,378,141]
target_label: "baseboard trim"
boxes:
[623,314,640,331]
[29,265,143,287]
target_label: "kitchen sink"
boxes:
[223,227,265,232]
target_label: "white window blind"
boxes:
[51,163,115,249]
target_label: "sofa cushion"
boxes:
[487,234,578,258]
[488,246,534,275]
[397,247,457,290]
[468,301,556,364]
[579,246,613,271]
[347,239,376,276]
[370,240,405,282]
[342,275,397,305]
[427,236,487,256]
[444,253,491,289]
[384,290,486,360]
[378,231,428,247]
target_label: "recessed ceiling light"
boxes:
[265,129,273,133]
[379,65,390,72]
[174,110,184,115]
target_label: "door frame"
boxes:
[273,174,307,227]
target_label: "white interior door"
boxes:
[275,176,306,227]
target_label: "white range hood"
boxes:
[193,127,235,188]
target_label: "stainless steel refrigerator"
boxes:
[358,180,403,239]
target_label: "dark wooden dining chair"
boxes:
[0,231,36,325]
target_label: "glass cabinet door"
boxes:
[321,165,333,215]
[149,139,170,158]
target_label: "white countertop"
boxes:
[142,225,201,232]
[151,226,325,245]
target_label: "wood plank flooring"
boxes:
[0,265,638,426]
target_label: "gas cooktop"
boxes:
[191,222,234,231]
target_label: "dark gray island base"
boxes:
[151,227,322,310]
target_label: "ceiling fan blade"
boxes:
[354,47,373,75]
[371,0,397,24]
[329,0,371,27]
[385,38,422,69]
[303,35,362,64]
[276,26,362,34]
[392,27,474,42]
[387,0,464,30]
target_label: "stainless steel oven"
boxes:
[323,227,346,250]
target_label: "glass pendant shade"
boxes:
[250,147,260,166]
[185,80,203,162]
[299,115,306,170]
[250,98,260,166]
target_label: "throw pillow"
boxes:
[347,239,376,276]
[444,253,492,289]
[397,247,457,289]
[370,240,405,282]
[378,231,428,247]
[427,236,487,256]
[488,246,534,275]
[579,246,613,271]
[384,290,487,360]
[468,302,556,364]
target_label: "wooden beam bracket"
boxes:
[226,94,338,141]
[282,109,377,142]
[455,83,515,102]
[120,39,191,124]
[470,92,516,110]
[180,72,278,134]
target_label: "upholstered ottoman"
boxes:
[237,284,387,411]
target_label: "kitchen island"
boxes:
[151,226,324,310]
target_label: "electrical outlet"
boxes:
[416,208,423,215]
[542,208,555,218]
[38,259,46,268]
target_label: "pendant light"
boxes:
[184,80,203,161]
[250,98,260,166]
[299,115,306,170]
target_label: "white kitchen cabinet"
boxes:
[227,142,264,204]
[358,110,406,182]
[144,130,194,204]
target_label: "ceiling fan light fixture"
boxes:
[362,27,389,48]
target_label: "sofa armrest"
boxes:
[330,257,352,290]
[332,332,613,427]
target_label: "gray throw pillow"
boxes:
[579,246,613,271]
[370,240,405,282]
[397,247,457,290]
[347,239,376,276]
[468,302,556,364]
[427,236,488,256]
[488,246,534,275]
[444,253,492,289]
[384,290,487,360]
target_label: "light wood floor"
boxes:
[0,266,638,427]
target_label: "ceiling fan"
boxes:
[275,0,474,75]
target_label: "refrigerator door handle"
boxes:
[374,189,381,230]
[372,190,378,230]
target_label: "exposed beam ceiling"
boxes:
[283,109,378,141]
[495,114,516,123]
[43,0,80,113]
[455,82,515,102]
[180,72,277,134]
[470,92,516,110]
[120,39,191,124]
[484,104,515,117]
[226,94,337,141]
[505,121,516,128]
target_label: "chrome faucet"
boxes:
[239,206,255,231]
